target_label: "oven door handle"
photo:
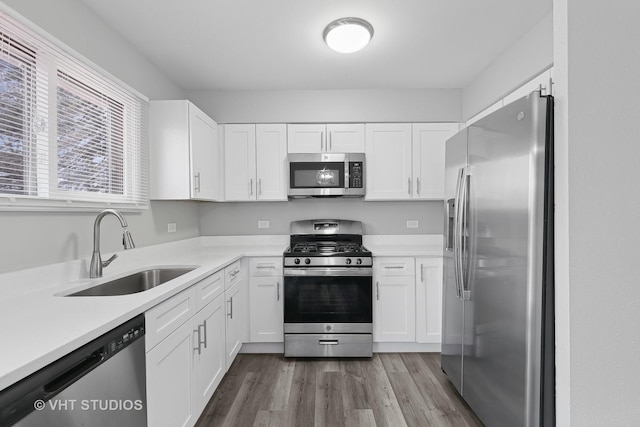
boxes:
[284,267,373,277]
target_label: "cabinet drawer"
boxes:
[146,287,197,352]
[224,260,242,289]
[374,257,415,276]
[249,257,283,276]
[196,269,224,311]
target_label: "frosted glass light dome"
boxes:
[323,18,374,54]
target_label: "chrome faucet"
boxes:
[89,209,135,278]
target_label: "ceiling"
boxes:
[80,0,552,91]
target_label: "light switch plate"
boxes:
[406,220,419,229]
[167,222,177,233]
[258,220,270,229]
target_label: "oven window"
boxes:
[284,275,372,323]
[290,162,345,188]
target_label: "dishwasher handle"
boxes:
[43,348,106,397]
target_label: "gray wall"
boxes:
[200,200,443,236]
[554,1,640,425]
[0,0,199,274]
[462,12,553,121]
[185,89,462,124]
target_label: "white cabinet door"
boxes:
[412,123,458,200]
[255,124,287,201]
[225,279,247,367]
[365,123,413,200]
[192,294,226,414]
[146,319,195,427]
[189,104,219,200]
[415,257,444,344]
[150,100,222,201]
[224,124,257,201]
[249,276,284,342]
[327,124,365,152]
[287,124,326,153]
[374,275,416,342]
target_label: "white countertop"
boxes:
[0,234,442,391]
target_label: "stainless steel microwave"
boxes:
[287,153,365,198]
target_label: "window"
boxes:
[0,10,148,209]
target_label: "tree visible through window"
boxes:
[57,71,124,195]
[0,33,35,195]
[0,11,147,209]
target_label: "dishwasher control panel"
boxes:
[110,324,145,354]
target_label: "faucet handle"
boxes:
[102,254,118,268]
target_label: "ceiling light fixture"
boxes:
[323,17,374,54]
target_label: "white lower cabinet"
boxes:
[373,257,416,342]
[248,257,284,342]
[146,314,196,427]
[146,264,247,427]
[415,257,444,343]
[224,260,248,368]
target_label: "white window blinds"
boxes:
[0,9,148,209]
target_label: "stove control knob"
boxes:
[345,258,352,265]
[294,258,300,265]
[356,258,362,265]
[304,258,311,265]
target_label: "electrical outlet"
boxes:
[167,222,177,233]
[406,220,419,229]
[258,220,270,229]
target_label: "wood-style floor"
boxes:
[195,353,483,427]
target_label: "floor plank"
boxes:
[195,353,484,427]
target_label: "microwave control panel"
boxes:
[349,162,364,188]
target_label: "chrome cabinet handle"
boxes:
[230,269,239,277]
[194,172,201,193]
[258,178,262,196]
[227,297,233,319]
[276,282,280,301]
[202,320,208,349]
[249,179,254,196]
[321,132,324,151]
[408,178,411,195]
[194,326,202,355]
[376,282,380,300]
[416,178,421,195]
[329,132,332,151]
[384,265,405,270]
[257,264,276,269]
[421,264,425,283]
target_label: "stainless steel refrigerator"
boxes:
[441,90,555,427]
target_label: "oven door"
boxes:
[284,268,372,333]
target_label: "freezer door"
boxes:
[440,128,467,394]
[462,92,549,427]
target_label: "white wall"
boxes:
[0,0,199,274]
[184,89,462,123]
[462,12,553,121]
[554,0,640,425]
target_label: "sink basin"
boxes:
[67,267,197,296]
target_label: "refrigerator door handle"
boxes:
[453,167,465,299]
[460,168,472,301]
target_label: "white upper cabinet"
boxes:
[288,124,364,153]
[224,124,287,201]
[366,123,457,200]
[149,100,222,201]
[412,123,458,200]
[365,123,413,200]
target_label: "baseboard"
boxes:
[239,342,441,354]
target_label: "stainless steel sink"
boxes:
[67,267,197,296]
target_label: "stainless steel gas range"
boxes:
[283,219,373,357]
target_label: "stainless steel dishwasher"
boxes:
[0,314,146,426]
